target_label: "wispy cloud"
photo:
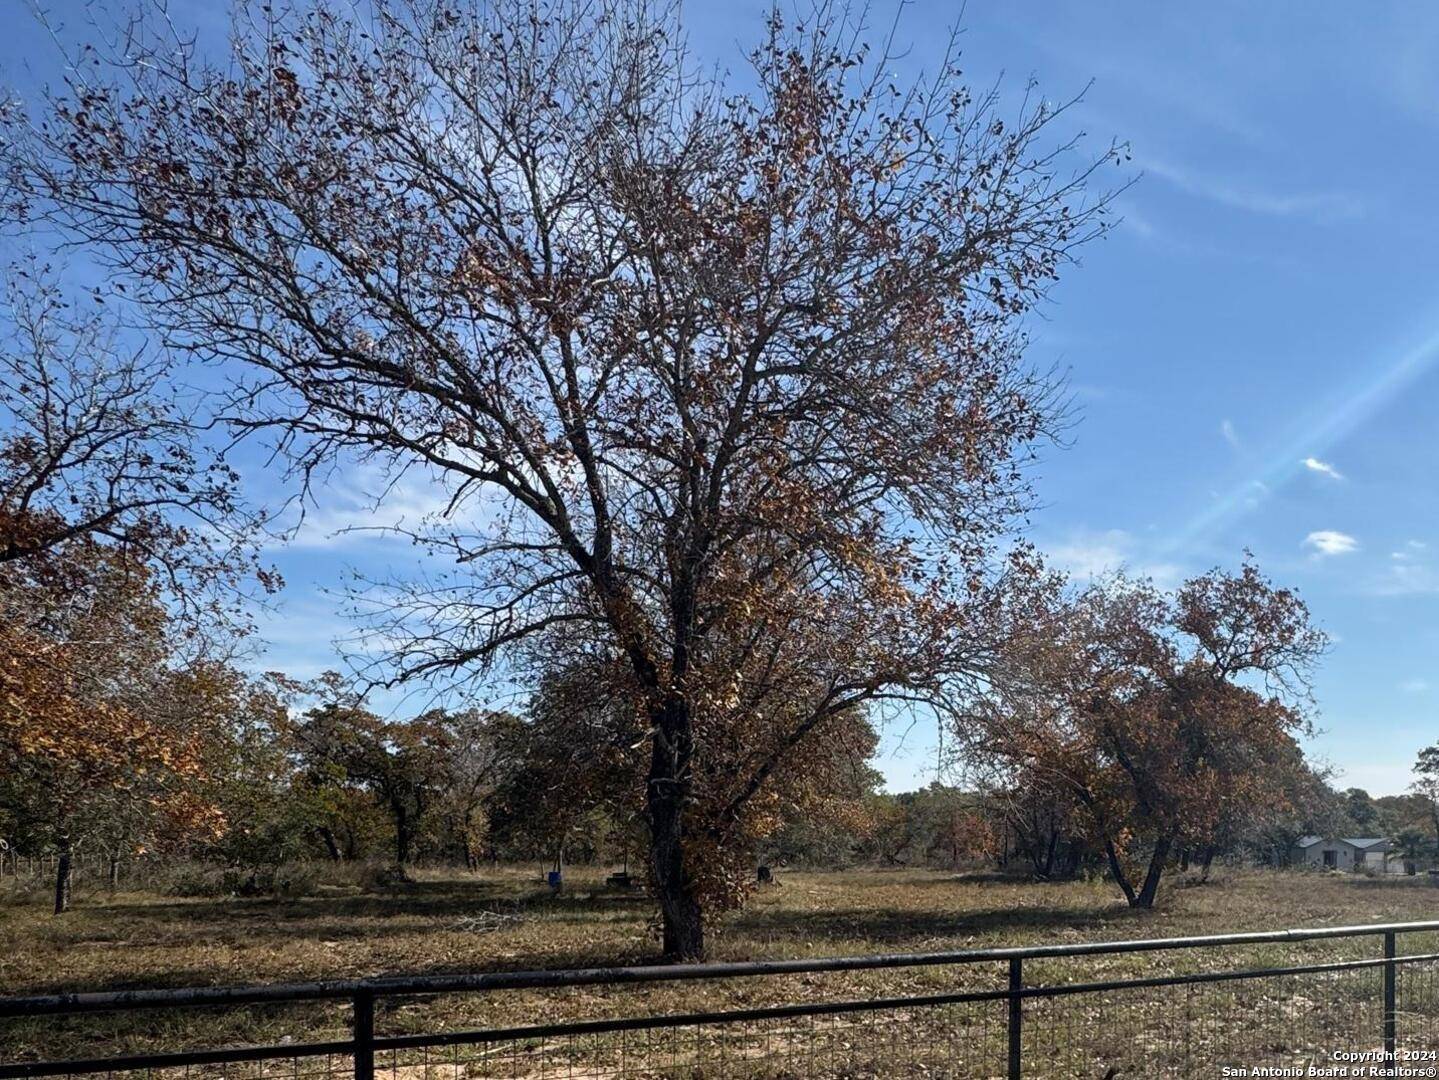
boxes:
[1241,479,1271,511]
[1220,419,1241,448]
[1401,678,1431,694]
[1047,529,1182,587]
[1116,202,1156,240]
[1304,530,1359,557]
[1371,543,1439,595]
[1302,456,1345,481]
[1142,157,1366,224]
[266,460,498,551]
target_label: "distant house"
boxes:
[1293,836,1400,873]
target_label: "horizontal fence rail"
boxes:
[5,920,1439,1078]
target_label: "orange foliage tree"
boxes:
[958,562,1327,908]
[0,548,226,911]
[0,260,263,912]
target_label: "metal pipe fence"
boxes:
[5,920,1439,1078]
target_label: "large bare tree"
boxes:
[4,0,1117,957]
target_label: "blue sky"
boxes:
[5,2,1439,795]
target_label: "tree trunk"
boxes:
[1103,839,1138,906]
[646,695,704,961]
[1037,830,1058,879]
[1132,835,1173,909]
[107,853,120,890]
[53,832,73,915]
[1198,846,1216,883]
[1061,843,1082,880]
[394,807,412,866]
[316,826,342,862]
[461,810,477,870]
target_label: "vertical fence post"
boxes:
[354,989,375,1080]
[1007,956,1022,1080]
[1383,931,1397,1062]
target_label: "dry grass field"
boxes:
[4,864,1439,1073]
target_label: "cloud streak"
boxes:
[1370,542,1439,595]
[1302,456,1345,481]
[1304,530,1359,557]
[1142,156,1366,224]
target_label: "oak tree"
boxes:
[291,702,453,869]
[0,548,225,911]
[0,267,266,909]
[960,563,1326,908]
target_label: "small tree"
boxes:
[429,709,523,869]
[292,702,452,869]
[197,671,318,875]
[960,562,1326,908]
[1340,788,1383,835]
[487,661,652,871]
[1392,827,1432,876]
[1412,746,1439,847]
[984,768,1091,880]
[0,549,225,912]
[0,261,264,909]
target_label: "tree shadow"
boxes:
[93,877,653,928]
[899,870,1084,887]
[1344,875,1437,891]
[729,903,1124,946]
